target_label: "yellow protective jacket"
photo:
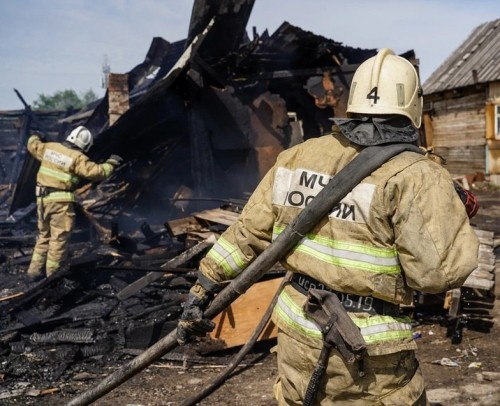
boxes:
[199,128,479,356]
[27,134,114,203]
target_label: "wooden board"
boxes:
[463,276,495,291]
[192,208,240,227]
[166,216,201,236]
[462,228,496,292]
[167,208,240,237]
[209,277,283,348]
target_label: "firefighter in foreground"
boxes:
[26,126,122,281]
[176,49,479,405]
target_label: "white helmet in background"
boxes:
[346,48,423,128]
[66,126,93,152]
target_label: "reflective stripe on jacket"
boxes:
[273,225,401,275]
[274,285,416,356]
[206,236,248,278]
[36,191,76,203]
[200,128,479,355]
[27,135,114,201]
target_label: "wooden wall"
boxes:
[488,81,500,100]
[0,110,66,187]
[425,91,486,176]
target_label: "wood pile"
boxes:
[457,229,496,332]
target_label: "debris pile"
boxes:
[0,0,495,403]
[0,204,253,401]
[445,229,497,342]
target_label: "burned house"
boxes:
[0,108,68,208]
[5,2,402,241]
[422,18,500,181]
[0,1,385,400]
[0,0,493,404]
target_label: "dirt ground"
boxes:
[9,187,500,406]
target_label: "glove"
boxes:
[464,190,479,219]
[176,280,217,345]
[106,154,123,166]
[31,131,46,141]
[454,183,479,219]
[420,146,446,165]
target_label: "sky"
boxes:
[0,0,499,110]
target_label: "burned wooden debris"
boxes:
[0,0,494,403]
[1,0,403,239]
[0,203,496,403]
[0,204,248,400]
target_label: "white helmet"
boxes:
[66,126,93,152]
[346,48,423,128]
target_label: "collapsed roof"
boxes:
[6,0,419,238]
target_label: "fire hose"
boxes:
[66,143,422,406]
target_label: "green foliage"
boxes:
[32,89,98,111]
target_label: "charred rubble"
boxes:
[0,0,495,402]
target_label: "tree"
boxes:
[32,89,98,111]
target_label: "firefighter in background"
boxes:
[26,126,122,281]
[176,49,479,404]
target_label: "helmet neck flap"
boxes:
[332,116,419,146]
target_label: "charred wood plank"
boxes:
[97,265,195,273]
[1,253,98,316]
[16,310,41,327]
[69,251,99,267]
[116,236,216,300]
[131,246,181,267]
[80,340,114,358]
[1,271,68,314]
[166,216,202,237]
[232,66,358,82]
[117,272,169,297]
[125,320,179,350]
[66,300,117,322]
[0,235,35,246]
[0,331,18,345]
[0,314,73,335]
[30,329,95,344]
[187,75,216,194]
[7,90,44,214]
[7,255,31,266]
[166,206,241,237]
[139,222,170,246]
[0,388,25,400]
[192,207,240,226]
[187,0,255,60]
[0,292,24,302]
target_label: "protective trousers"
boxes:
[273,330,428,406]
[27,200,75,278]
